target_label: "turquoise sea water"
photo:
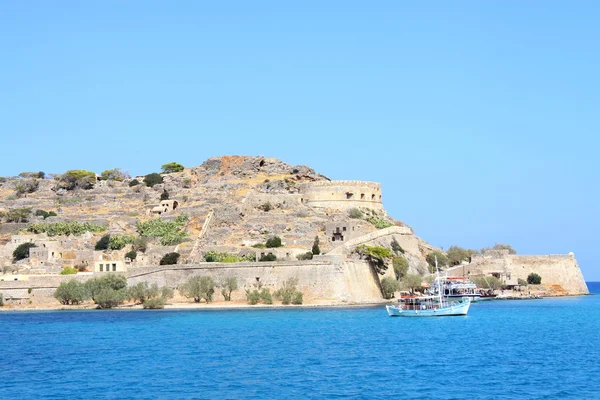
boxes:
[1,283,599,400]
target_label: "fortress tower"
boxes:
[298,181,383,211]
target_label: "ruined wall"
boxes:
[447,251,589,295]
[298,181,383,211]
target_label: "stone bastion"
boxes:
[297,181,383,211]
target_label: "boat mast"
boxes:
[435,255,443,305]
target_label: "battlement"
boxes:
[298,180,383,211]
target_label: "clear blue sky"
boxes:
[1,2,599,280]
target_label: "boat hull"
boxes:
[386,300,471,317]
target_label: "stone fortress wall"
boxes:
[297,181,383,211]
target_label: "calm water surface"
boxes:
[1,283,599,399]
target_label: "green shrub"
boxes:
[35,210,57,219]
[144,173,163,187]
[381,277,400,299]
[15,179,39,197]
[54,280,89,305]
[291,291,303,305]
[5,208,32,223]
[160,252,180,265]
[259,254,277,262]
[127,282,161,304]
[527,273,542,285]
[28,221,106,236]
[259,202,272,212]
[13,243,36,261]
[220,276,238,301]
[518,278,528,286]
[274,278,300,305]
[366,217,394,229]
[95,235,110,250]
[57,170,96,190]
[355,245,393,275]
[0,293,3,307]
[246,289,260,305]
[100,168,129,181]
[19,171,45,179]
[160,190,169,201]
[125,251,137,261]
[204,251,254,263]
[390,237,405,254]
[60,266,78,275]
[348,208,364,219]
[296,252,313,261]
[426,251,449,272]
[132,236,148,253]
[400,274,424,294]
[266,236,282,248]
[95,288,126,309]
[85,274,127,304]
[446,246,474,266]
[135,215,188,245]
[392,256,409,279]
[180,276,215,303]
[251,243,266,249]
[143,297,167,309]
[161,162,185,173]
[109,235,134,250]
[471,276,504,290]
[312,236,320,255]
[129,179,140,187]
[259,288,273,304]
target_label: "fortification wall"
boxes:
[298,181,383,211]
[328,226,414,255]
[448,253,588,295]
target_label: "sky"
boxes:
[1,1,599,280]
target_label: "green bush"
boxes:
[259,202,272,212]
[15,179,39,197]
[471,276,504,290]
[100,168,129,181]
[446,246,474,266]
[85,274,127,304]
[28,221,106,236]
[132,236,148,253]
[143,297,167,309]
[251,243,266,248]
[220,276,238,301]
[381,277,400,299]
[180,276,215,303]
[5,208,32,223]
[348,208,364,219]
[312,236,320,255]
[204,251,255,263]
[95,288,126,309]
[60,266,78,275]
[355,245,393,275]
[19,171,45,179]
[366,217,394,229]
[95,235,111,250]
[390,237,405,254]
[160,252,180,265]
[400,274,424,294]
[13,243,36,261]
[266,236,282,248]
[291,291,303,305]
[161,162,185,173]
[259,288,273,304]
[296,252,313,261]
[57,170,96,190]
[259,254,277,262]
[35,210,57,219]
[527,273,542,285]
[135,215,188,245]
[125,251,137,261]
[0,293,3,307]
[160,190,169,201]
[426,251,449,272]
[246,289,260,305]
[518,278,528,286]
[144,173,163,187]
[109,235,134,250]
[129,179,140,187]
[274,278,302,305]
[392,256,409,279]
[54,280,89,305]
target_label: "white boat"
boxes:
[385,296,471,317]
[430,276,481,302]
[386,256,471,317]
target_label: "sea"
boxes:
[1,283,599,400]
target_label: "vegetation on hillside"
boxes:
[135,215,188,245]
[28,221,106,236]
[355,245,393,275]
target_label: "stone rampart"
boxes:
[298,181,383,211]
[327,226,414,255]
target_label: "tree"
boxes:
[100,168,130,181]
[390,237,405,255]
[180,276,215,303]
[161,162,185,173]
[15,179,39,197]
[266,236,282,248]
[127,282,160,304]
[482,243,517,254]
[348,208,364,219]
[19,171,45,179]
[221,276,238,301]
[132,236,148,253]
[160,252,180,265]
[296,252,313,260]
[54,280,89,305]
[95,235,110,251]
[356,245,393,275]
[446,246,471,266]
[144,173,163,187]
[160,190,169,201]
[527,273,542,285]
[381,277,400,299]
[57,170,96,190]
[129,179,140,187]
[426,251,449,273]
[5,208,32,223]
[259,254,277,262]
[60,266,78,275]
[13,242,36,261]
[471,276,504,290]
[312,236,321,255]
[125,251,137,261]
[400,274,424,294]
[35,210,57,219]
[273,278,302,305]
[84,274,128,309]
[392,256,409,280]
[95,288,126,309]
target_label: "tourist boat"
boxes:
[430,276,482,302]
[386,259,471,317]
[479,289,497,300]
